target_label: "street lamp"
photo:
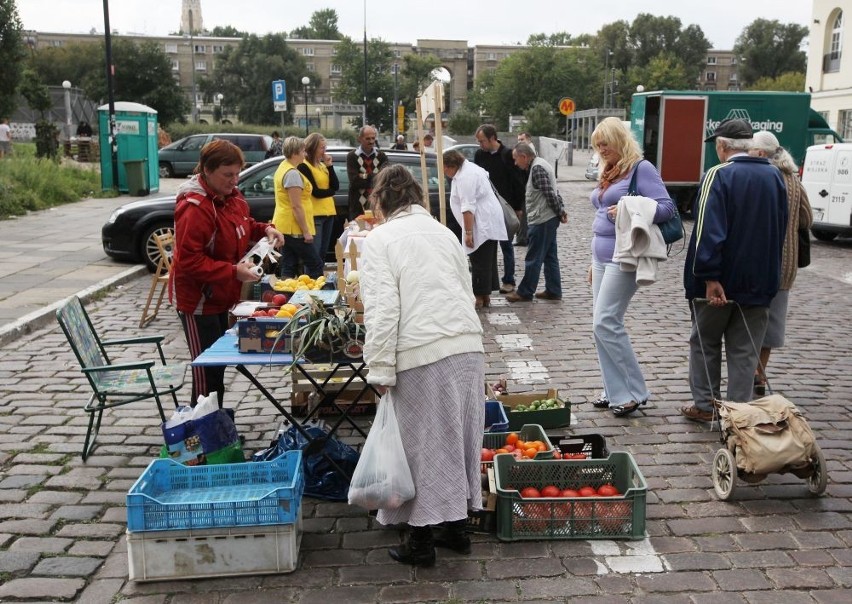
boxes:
[217,93,224,122]
[376,97,383,133]
[603,50,613,108]
[301,76,310,136]
[189,8,198,123]
[62,80,72,140]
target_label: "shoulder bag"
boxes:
[490,181,520,240]
[628,161,684,245]
[797,228,811,268]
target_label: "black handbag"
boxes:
[628,161,684,245]
[797,228,811,268]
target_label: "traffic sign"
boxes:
[272,80,287,112]
[558,97,575,116]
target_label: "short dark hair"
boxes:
[442,149,466,169]
[196,139,244,174]
[476,124,498,140]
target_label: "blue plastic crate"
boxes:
[126,451,304,532]
[485,400,509,433]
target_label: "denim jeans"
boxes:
[591,259,648,406]
[499,240,515,285]
[517,216,561,299]
[313,215,336,260]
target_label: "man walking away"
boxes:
[474,124,526,294]
[680,119,788,423]
[506,143,567,302]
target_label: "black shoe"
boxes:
[388,525,436,566]
[611,399,648,417]
[434,519,471,554]
[591,394,610,408]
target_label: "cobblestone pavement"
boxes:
[1,164,852,602]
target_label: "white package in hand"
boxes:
[348,395,415,510]
[240,237,281,267]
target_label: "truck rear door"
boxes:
[658,96,707,185]
[802,144,852,229]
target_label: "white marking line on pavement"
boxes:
[590,538,664,574]
[843,271,852,284]
[486,313,521,325]
[495,334,533,351]
[505,359,549,383]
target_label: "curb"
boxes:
[0,265,148,347]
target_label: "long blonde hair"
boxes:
[591,117,642,182]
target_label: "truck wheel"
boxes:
[811,229,837,242]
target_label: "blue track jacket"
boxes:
[684,155,788,306]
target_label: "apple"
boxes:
[272,293,288,305]
[261,290,275,303]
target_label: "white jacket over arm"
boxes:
[613,195,668,286]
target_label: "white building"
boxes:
[807,1,852,138]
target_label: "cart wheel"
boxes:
[712,448,737,500]
[807,444,828,495]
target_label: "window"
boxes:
[839,109,852,140]
[487,52,496,60]
[306,63,314,72]
[171,59,179,71]
[194,44,206,54]
[825,12,844,72]
[706,71,716,82]
[706,56,717,64]
[729,73,738,82]
[165,43,178,54]
[330,64,342,75]
[302,47,314,56]
[212,45,225,53]
[195,60,207,71]
[48,39,63,47]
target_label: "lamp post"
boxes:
[603,50,613,108]
[301,76,310,136]
[217,93,224,122]
[362,0,368,127]
[189,8,198,123]
[315,107,322,131]
[62,80,72,141]
[376,97,383,133]
[392,63,399,140]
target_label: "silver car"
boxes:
[584,152,600,181]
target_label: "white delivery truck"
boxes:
[801,142,852,241]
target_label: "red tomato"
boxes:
[272,293,288,305]
[597,484,620,497]
[597,500,631,533]
[572,501,594,533]
[266,309,279,317]
[480,448,495,462]
[503,444,515,453]
[578,486,597,497]
[552,450,562,459]
[523,501,550,532]
[260,290,275,303]
[560,488,580,498]
[251,310,267,317]
[540,485,561,498]
[520,487,541,498]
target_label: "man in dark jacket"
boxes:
[474,124,526,294]
[347,125,387,220]
[681,119,788,422]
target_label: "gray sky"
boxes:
[18,0,812,50]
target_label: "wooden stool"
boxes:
[139,230,174,328]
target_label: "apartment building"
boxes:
[806,0,852,139]
[698,49,741,91]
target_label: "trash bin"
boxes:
[123,159,149,196]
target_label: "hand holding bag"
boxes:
[348,395,415,510]
[490,182,520,240]
[628,161,683,245]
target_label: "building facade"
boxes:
[806,1,852,139]
[697,50,741,91]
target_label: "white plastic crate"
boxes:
[127,508,302,581]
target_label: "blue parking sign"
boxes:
[272,80,287,112]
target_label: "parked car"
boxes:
[103,149,457,271]
[445,143,479,161]
[584,152,600,181]
[158,133,273,178]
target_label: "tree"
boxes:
[290,9,343,40]
[627,14,710,84]
[0,0,25,118]
[396,52,443,127]
[447,108,480,135]
[206,34,309,125]
[748,71,806,92]
[332,37,394,129]
[522,102,559,136]
[733,19,807,87]
[209,26,246,38]
[18,68,58,158]
[627,53,692,94]
[527,32,574,47]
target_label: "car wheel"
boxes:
[811,229,837,242]
[140,222,174,272]
[159,162,174,178]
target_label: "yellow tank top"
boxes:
[272,159,315,235]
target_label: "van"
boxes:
[158,133,273,178]
[801,142,852,241]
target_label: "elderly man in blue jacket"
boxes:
[681,118,788,423]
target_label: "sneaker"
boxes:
[534,291,561,300]
[499,283,515,294]
[505,291,532,303]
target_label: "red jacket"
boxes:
[169,175,270,315]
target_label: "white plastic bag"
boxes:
[348,396,415,510]
[191,393,218,420]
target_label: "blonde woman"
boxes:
[588,117,676,417]
[749,130,813,394]
[298,133,339,258]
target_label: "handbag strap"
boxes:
[627,160,645,195]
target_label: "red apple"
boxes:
[272,293,288,305]
[261,290,275,303]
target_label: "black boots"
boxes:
[434,519,471,554]
[388,525,435,567]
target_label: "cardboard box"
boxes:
[498,388,571,430]
[467,467,497,534]
[236,317,291,353]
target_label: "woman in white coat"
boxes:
[443,149,508,309]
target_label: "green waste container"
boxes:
[123,159,149,196]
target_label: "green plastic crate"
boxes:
[482,424,555,459]
[493,452,647,541]
[498,390,571,431]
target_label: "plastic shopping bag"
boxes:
[348,396,415,510]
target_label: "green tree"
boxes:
[0,0,25,118]
[733,19,808,87]
[396,52,442,126]
[748,71,806,92]
[627,53,692,94]
[527,32,574,46]
[333,37,394,129]
[207,33,308,125]
[627,14,710,83]
[209,26,246,38]
[522,101,559,136]
[18,68,58,158]
[447,108,480,135]
[290,9,343,40]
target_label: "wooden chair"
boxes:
[139,230,174,328]
[56,296,186,461]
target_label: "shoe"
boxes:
[505,292,532,303]
[389,525,436,567]
[482,295,490,308]
[433,519,471,554]
[513,240,528,247]
[474,296,484,310]
[611,400,641,417]
[753,375,766,397]
[679,405,714,423]
[534,291,561,301]
[591,394,610,408]
[499,283,515,294]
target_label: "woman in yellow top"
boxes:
[298,133,340,259]
[272,136,324,278]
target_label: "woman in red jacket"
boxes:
[169,140,284,405]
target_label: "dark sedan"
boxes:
[102,149,456,271]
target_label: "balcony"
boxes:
[823,52,841,73]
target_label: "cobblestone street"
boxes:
[0,171,851,602]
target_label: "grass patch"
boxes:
[0,144,118,219]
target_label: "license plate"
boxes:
[813,209,824,222]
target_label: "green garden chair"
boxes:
[56,296,186,461]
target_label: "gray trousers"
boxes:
[688,301,769,411]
